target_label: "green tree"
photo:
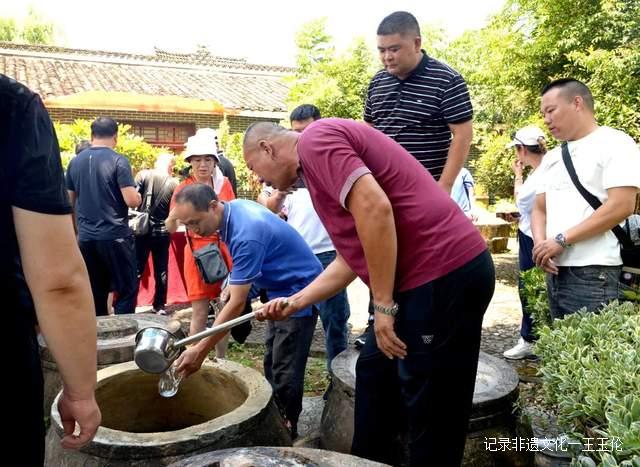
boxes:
[440,0,639,198]
[21,8,55,44]
[217,118,258,194]
[0,18,18,42]
[0,8,56,45]
[54,119,164,173]
[287,19,376,120]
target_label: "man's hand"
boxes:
[255,297,299,321]
[175,346,207,379]
[374,312,407,359]
[57,392,101,450]
[533,239,562,274]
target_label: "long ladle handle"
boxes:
[173,311,256,349]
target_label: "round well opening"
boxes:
[96,367,248,433]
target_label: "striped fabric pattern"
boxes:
[364,53,473,179]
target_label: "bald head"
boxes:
[243,122,288,150]
[242,122,300,191]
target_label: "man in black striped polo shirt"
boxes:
[364,11,473,194]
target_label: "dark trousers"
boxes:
[517,229,536,342]
[352,251,495,467]
[79,236,138,316]
[316,250,350,366]
[135,234,170,310]
[264,310,318,426]
[12,317,44,466]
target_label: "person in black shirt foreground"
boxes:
[0,73,101,466]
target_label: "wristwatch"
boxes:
[373,302,399,316]
[554,233,570,249]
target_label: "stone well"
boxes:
[45,360,290,466]
[321,349,528,466]
[40,313,183,413]
[167,447,390,467]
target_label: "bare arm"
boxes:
[120,186,141,208]
[438,120,473,194]
[346,174,397,307]
[274,254,357,312]
[176,283,251,377]
[165,207,180,233]
[531,193,547,245]
[532,187,637,272]
[257,190,287,214]
[13,207,100,449]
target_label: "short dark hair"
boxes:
[377,11,420,37]
[75,139,91,155]
[541,78,594,112]
[91,117,118,138]
[290,104,321,123]
[174,183,218,212]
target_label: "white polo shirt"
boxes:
[536,126,640,266]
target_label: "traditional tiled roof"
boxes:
[0,42,294,116]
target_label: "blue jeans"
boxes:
[315,250,351,368]
[546,265,621,320]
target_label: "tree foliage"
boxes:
[0,8,56,44]
[286,19,376,120]
[54,119,163,174]
[440,0,639,198]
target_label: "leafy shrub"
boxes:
[54,119,163,173]
[536,301,640,464]
[520,267,552,335]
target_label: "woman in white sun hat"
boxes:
[166,129,235,358]
[503,126,548,360]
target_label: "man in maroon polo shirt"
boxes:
[243,118,495,467]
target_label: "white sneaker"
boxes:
[503,338,535,360]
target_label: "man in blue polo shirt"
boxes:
[173,183,322,439]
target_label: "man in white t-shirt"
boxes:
[532,78,640,319]
[258,104,351,371]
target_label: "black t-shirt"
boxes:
[66,146,136,241]
[135,169,178,236]
[0,74,72,325]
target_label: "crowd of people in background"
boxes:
[2,8,639,467]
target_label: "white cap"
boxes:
[506,126,546,148]
[184,129,218,161]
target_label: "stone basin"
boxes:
[321,349,528,466]
[45,359,290,466]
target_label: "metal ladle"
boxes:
[134,311,257,374]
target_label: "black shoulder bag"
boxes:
[560,142,640,271]
[186,234,229,284]
[129,175,154,236]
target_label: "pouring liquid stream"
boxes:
[158,364,183,398]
